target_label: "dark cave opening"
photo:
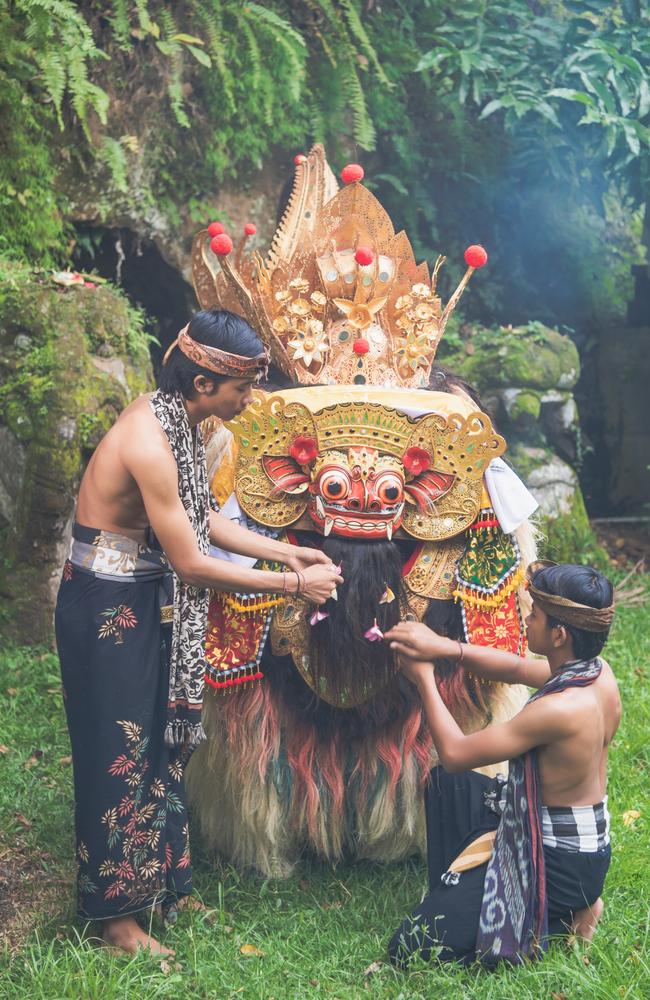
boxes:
[72,225,195,373]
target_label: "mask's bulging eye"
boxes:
[375,472,404,505]
[319,469,351,502]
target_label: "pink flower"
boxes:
[402,446,431,477]
[310,608,329,626]
[364,619,384,642]
[289,436,319,465]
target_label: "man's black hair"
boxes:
[531,563,614,661]
[158,309,264,398]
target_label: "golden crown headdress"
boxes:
[191,145,488,389]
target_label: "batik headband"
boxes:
[163,324,269,379]
[526,560,615,632]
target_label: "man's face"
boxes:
[205,377,257,420]
[524,600,555,656]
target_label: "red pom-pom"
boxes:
[294,154,307,165]
[341,163,365,184]
[353,338,370,355]
[464,244,488,269]
[208,221,225,237]
[210,233,233,256]
[244,223,257,235]
[355,247,374,266]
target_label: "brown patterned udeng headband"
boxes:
[163,324,269,379]
[526,560,615,632]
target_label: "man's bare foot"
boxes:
[102,915,175,956]
[572,897,604,942]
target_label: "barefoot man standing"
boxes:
[385,561,619,967]
[55,309,342,955]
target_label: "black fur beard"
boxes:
[307,536,409,706]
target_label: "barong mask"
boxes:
[224,387,505,541]
[195,145,528,707]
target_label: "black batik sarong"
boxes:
[388,766,610,968]
[55,525,193,920]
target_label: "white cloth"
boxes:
[484,457,538,534]
[209,493,260,570]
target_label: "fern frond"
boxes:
[40,49,66,124]
[238,13,261,92]
[244,4,306,51]
[109,0,132,49]
[158,7,178,41]
[259,66,274,128]
[339,0,391,86]
[342,55,376,150]
[196,9,235,114]
[99,136,128,192]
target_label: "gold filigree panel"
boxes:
[404,539,465,600]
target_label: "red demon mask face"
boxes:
[261,441,457,540]
[308,447,405,540]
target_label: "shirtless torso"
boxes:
[75,387,342,601]
[383,619,622,809]
[76,395,162,541]
[535,660,621,806]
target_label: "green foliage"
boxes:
[0,1,392,263]
[415,1,650,173]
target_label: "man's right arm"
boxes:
[385,621,551,689]
[125,433,342,600]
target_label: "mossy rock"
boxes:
[508,443,608,569]
[443,323,580,393]
[0,262,153,642]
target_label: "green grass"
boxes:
[0,591,648,999]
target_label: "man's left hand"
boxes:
[284,546,332,572]
[399,657,436,688]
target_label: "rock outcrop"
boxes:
[0,265,153,642]
[441,322,606,563]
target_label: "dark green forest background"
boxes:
[1,0,648,512]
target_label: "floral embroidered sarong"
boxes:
[56,544,193,919]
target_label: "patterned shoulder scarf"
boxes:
[476,656,603,965]
[150,389,214,749]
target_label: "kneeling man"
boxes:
[385,561,619,967]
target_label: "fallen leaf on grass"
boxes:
[0,744,10,754]
[159,959,183,975]
[363,961,383,977]
[240,943,265,957]
[622,809,640,827]
[309,979,318,987]
[6,688,17,696]
[582,954,590,966]
[298,879,309,891]
[322,900,343,910]
[551,993,567,1000]
[14,812,32,829]
[24,755,42,769]
[59,756,72,766]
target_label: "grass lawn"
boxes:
[0,586,648,1000]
